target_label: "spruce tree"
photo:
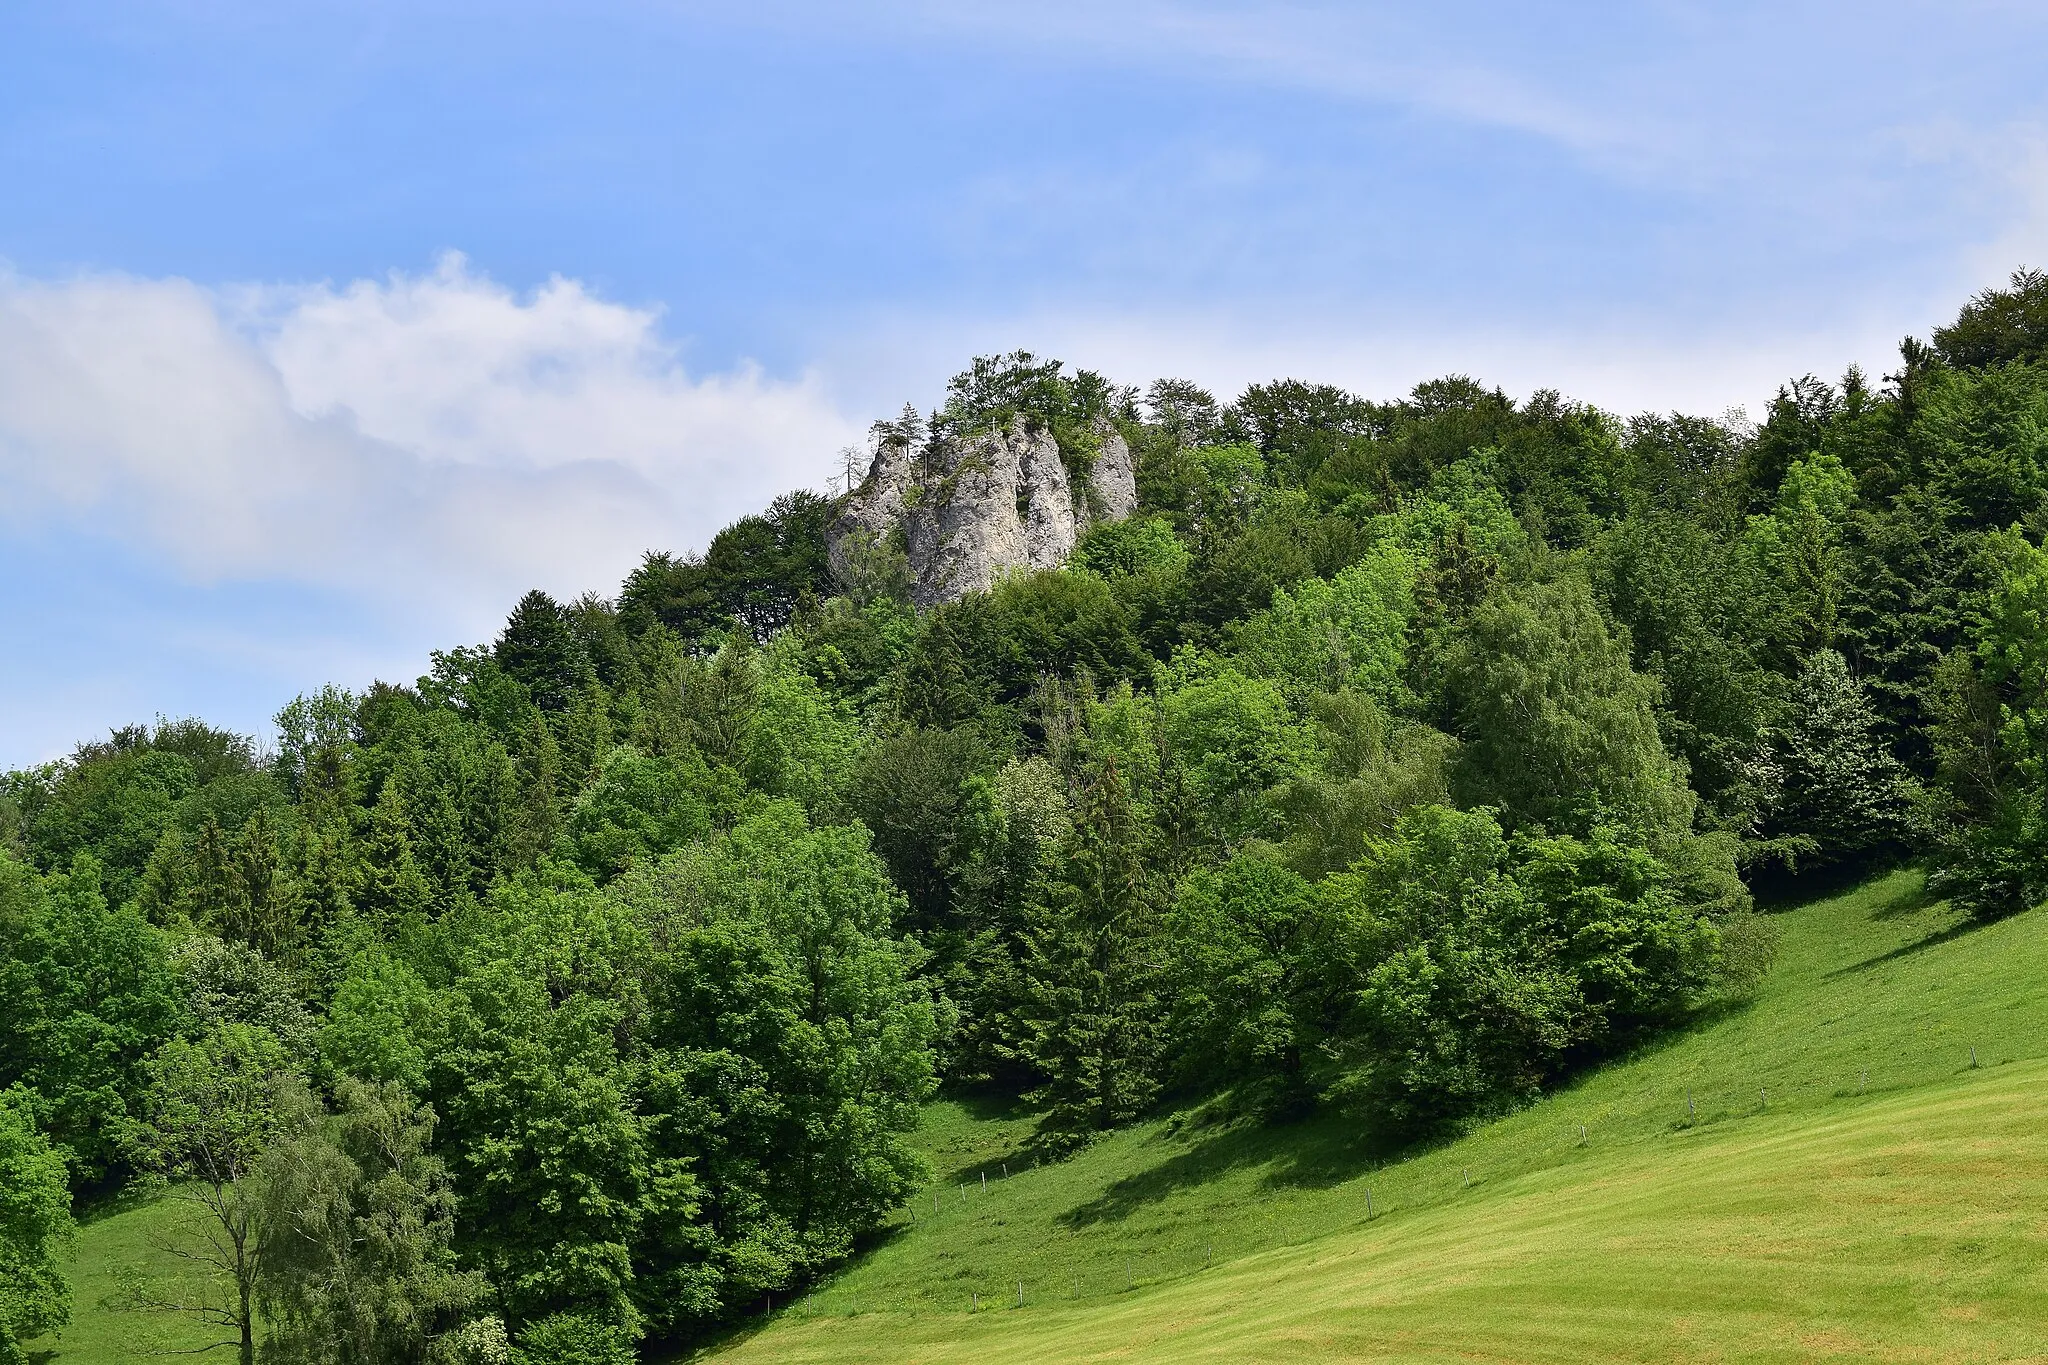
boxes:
[228,807,300,963]
[190,816,244,937]
[1012,754,1161,1146]
[1760,650,1910,867]
[506,712,564,868]
[357,784,432,930]
[495,589,592,712]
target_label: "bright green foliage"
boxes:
[1327,806,1728,1129]
[59,873,2048,1364]
[1449,576,1692,839]
[1072,515,1191,581]
[320,951,435,1091]
[562,746,715,879]
[357,782,433,930]
[511,1311,637,1365]
[127,1023,307,1365]
[42,291,2048,1360]
[619,803,941,1329]
[1323,806,1719,1128]
[0,1086,71,1365]
[741,639,864,814]
[1228,542,1417,706]
[1163,853,1329,1114]
[427,870,654,1337]
[1156,663,1317,849]
[1744,450,1856,656]
[1323,807,1571,1123]
[1271,690,1456,878]
[0,854,184,1184]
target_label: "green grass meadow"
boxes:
[705,869,2048,1362]
[31,869,2048,1362]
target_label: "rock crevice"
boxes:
[831,418,1138,607]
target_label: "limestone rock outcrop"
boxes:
[831,417,1139,608]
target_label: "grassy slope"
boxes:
[30,870,2048,1362]
[709,869,2048,1362]
[27,1191,236,1362]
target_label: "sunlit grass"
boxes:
[38,870,2048,1362]
[707,869,2048,1361]
[27,1188,234,1363]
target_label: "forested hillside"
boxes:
[8,270,2048,1364]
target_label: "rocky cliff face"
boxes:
[831,417,1139,608]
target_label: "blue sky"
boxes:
[4,1,2048,765]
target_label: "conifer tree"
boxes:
[507,713,564,869]
[136,828,194,929]
[1755,650,1910,867]
[228,807,299,963]
[1011,754,1161,1146]
[495,590,592,712]
[556,685,614,790]
[191,816,244,936]
[357,785,432,929]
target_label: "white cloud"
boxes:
[0,257,860,634]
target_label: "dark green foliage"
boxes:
[620,805,939,1330]
[1142,378,1222,448]
[1324,806,1719,1128]
[1932,266,2048,370]
[496,590,593,712]
[357,782,433,930]
[1590,513,1779,817]
[178,937,317,1062]
[1164,852,1330,1115]
[428,871,655,1337]
[1925,532,2048,917]
[620,492,835,643]
[934,570,1147,707]
[1011,757,1160,1147]
[1228,378,1382,487]
[847,725,996,932]
[562,746,716,880]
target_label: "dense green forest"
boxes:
[7,269,2048,1364]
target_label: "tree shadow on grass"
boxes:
[1829,914,1991,977]
[1866,871,1941,922]
[933,1088,1045,1186]
[1056,1104,1408,1230]
[654,1223,913,1361]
